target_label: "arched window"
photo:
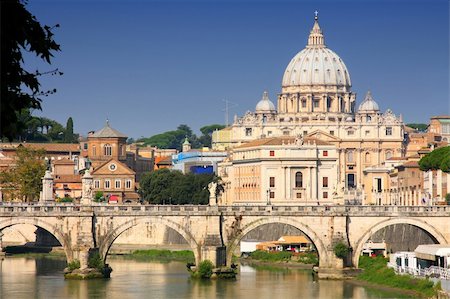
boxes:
[365,152,371,163]
[385,150,393,160]
[92,145,96,156]
[366,115,372,122]
[295,172,303,188]
[104,144,112,156]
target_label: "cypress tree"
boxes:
[64,117,74,143]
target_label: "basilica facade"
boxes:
[213,14,405,204]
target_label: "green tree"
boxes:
[64,117,75,143]
[139,169,218,205]
[0,146,46,201]
[419,146,450,173]
[406,123,428,132]
[1,0,61,140]
[198,124,225,148]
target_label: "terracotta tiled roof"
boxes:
[0,143,80,153]
[236,137,332,149]
[53,158,75,165]
[54,174,82,183]
[23,143,80,152]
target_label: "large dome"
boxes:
[282,16,351,89]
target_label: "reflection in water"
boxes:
[0,256,412,299]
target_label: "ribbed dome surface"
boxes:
[281,17,351,88]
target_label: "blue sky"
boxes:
[26,0,449,139]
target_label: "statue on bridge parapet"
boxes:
[81,170,94,205]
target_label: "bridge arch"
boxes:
[99,217,200,265]
[226,216,328,267]
[0,217,72,262]
[352,218,447,267]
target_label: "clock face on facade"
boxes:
[109,163,117,171]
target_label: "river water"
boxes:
[0,256,412,299]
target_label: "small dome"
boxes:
[255,91,276,113]
[358,91,380,112]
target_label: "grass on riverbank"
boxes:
[128,249,195,263]
[249,250,318,265]
[357,255,440,298]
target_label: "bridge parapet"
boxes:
[1,204,450,217]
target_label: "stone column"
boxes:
[447,173,450,197]
[41,170,54,202]
[0,231,4,255]
[81,170,94,205]
[437,170,443,200]
[427,170,433,199]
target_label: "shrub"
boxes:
[198,260,214,278]
[446,193,450,204]
[88,253,104,270]
[67,259,80,271]
[333,242,349,259]
[250,250,292,262]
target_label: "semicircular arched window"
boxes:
[104,144,112,156]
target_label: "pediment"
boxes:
[306,130,341,142]
[92,159,135,175]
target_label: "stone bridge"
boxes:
[1,204,449,278]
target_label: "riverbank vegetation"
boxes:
[247,250,318,265]
[357,256,440,298]
[128,249,195,263]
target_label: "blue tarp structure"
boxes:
[190,165,213,174]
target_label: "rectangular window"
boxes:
[313,100,319,108]
[83,143,88,150]
[303,130,308,136]
[94,180,100,188]
[386,127,392,136]
[302,100,307,108]
[296,193,302,199]
[347,130,354,136]
[283,131,290,136]
[104,180,110,189]
[115,180,121,189]
[269,177,275,188]
[323,150,328,157]
[269,150,275,157]
[323,192,328,199]
[443,124,450,134]
[365,130,370,136]
[245,128,252,136]
[126,179,132,189]
[267,131,272,136]
[269,191,275,199]
[323,177,328,188]
[329,131,334,136]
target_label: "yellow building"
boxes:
[218,136,339,205]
